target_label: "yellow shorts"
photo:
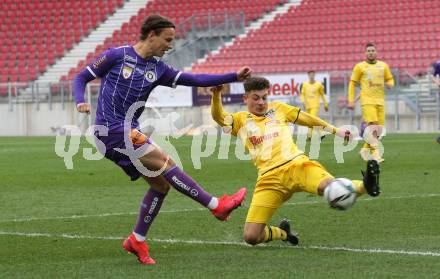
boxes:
[306,107,319,116]
[245,155,334,224]
[361,104,385,125]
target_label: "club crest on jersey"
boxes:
[145,70,156,82]
[122,66,133,79]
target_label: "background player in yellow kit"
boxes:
[300,70,328,140]
[210,77,381,246]
[348,43,394,162]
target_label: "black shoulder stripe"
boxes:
[293,108,301,124]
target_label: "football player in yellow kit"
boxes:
[300,70,328,139]
[210,76,381,246]
[348,43,394,162]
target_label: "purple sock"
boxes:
[133,188,166,237]
[163,166,213,207]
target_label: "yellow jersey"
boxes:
[349,60,394,106]
[228,102,303,176]
[300,81,327,109]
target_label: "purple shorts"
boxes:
[95,131,152,181]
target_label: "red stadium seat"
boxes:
[9,75,18,83]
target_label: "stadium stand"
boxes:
[191,0,440,75]
[2,0,439,93]
[0,0,123,88]
[1,0,440,135]
[61,0,287,81]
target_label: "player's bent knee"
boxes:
[243,225,264,245]
[152,183,170,193]
[243,232,261,246]
[143,176,171,194]
[145,181,170,194]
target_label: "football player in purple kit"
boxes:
[73,15,251,265]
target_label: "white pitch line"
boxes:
[1,193,439,224]
[0,231,439,257]
[0,231,124,241]
[0,208,206,223]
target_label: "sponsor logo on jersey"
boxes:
[124,62,136,68]
[122,66,133,79]
[135,68,145,75]
[93,55,106,69]
[249,132,280,147]
[368,81,383,88]
[124,55,137,63]
[146,62,157,68]
[145,70,156,82]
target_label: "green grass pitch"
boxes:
[0,134,439,278]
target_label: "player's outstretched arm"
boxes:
[209,85,232,127]
[237,67,252,81]
[295,111,350,139]
[177,67,252,87]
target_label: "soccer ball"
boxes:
[323,178,357,210]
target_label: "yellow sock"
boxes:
[264,226,287,243]
[362,142,371,149]
[352,179,366,195]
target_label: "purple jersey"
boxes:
[74,44,240,181]
[86,46,180,131]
